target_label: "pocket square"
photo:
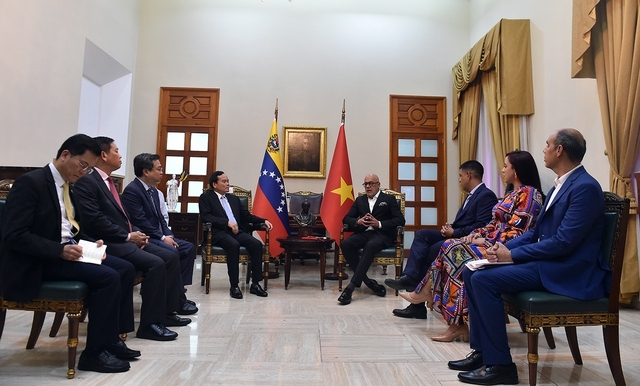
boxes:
[378,202,388,206]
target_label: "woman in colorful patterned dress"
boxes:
[400,150,544,342]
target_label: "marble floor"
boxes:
[1,256,640,385]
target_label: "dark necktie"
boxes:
[147,187,160,218]
[107,176,132,232]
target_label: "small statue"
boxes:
[294,199,317,231]
[166,174,179,212]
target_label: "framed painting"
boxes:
[283,126,326,178]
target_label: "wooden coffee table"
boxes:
[276,237,334,290]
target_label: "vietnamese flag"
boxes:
[320,122,354,246]
[253,117,290,257]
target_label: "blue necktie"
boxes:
[220,195,237,224]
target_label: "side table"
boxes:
[276,237,334,290]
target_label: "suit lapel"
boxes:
[43,166,62,229]
[94,172,127,217]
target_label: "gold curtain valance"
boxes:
[452,19,534,139]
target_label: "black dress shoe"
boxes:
[250,283,268,297]
[230,286,243,299]
[448,350,484,371]
[338,286,353,305]
[458,364,518,385]
[165,313,192,327]
[364,278,386,297]
[180,292,196,306]
[392,303,427,319]
[106,340,141,360]
[78,348,130,373]
[384,275,419,292]
[177,299,198,315]
[136,324,178,341]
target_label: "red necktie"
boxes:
[107,176,133,232]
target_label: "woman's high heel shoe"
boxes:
[399,286,434,309]
[431,324,469,343]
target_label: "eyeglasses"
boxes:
[362,181,379,187]
[76,159,94,174]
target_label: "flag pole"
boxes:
[325,99,350,281]
[275,98,278,121]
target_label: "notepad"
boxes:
[77,240,107,265]
[465,259,513,271]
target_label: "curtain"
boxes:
[573,0,640,302]
[452,19,534,194]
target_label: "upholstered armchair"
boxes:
[337,188,405,294]
[502,192,630,386]
[200,185,270,294]
[0,179,88,379]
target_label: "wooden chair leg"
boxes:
[26,311,46,349]
[263,259,269,290]
[200,256,206,286]
[246,264,251,285]
[543,327,556,349]
[603,325,626,386]
[0,308,6,341]
[204,261,212,294]
[382,265,388,275]
[66,313,80,379]
[518,319,526,333]
[527,328,540,386]
[565,326,582,365]
[49,311,65,337]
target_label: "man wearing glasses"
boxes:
[0,134,139,372]
[338,174,405,305]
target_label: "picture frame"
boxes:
[283,126,327,178]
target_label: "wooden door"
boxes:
[156,87,219,213]
[389,95,447,252]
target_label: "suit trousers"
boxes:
[150,237,197,287]
[215,231,263,286]
[102,256,136,334]
[464,261,544,365]
[116,243,181,327]
[402,229,445,281]
[341,231,389,286]
[42,254,134,349]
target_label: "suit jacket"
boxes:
[73,170,140,257]
[1,167,71,301]
[121,178,172,241]
[506,166,608,300]
[342,191,406,245]
[198,190,266,245]
[450,183,497,238]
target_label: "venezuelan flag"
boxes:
[253,118,290,257]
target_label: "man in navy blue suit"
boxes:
[449,129,609,385]
[386,160,497,319]
[121,153,198,314]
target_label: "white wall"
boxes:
[0,0,139,166]
[468,0,607,194]
[131,0,471,207]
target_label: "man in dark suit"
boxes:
[74,137,191,343]
[199,171,273,299]
[338,174,406,305]
[121,153,197,314]
[449,129,609,385]
[0,134,139,373]
[386,160,497,319]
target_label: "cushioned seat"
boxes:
[0,179,88,379]
[502,192,629,386]
[200,185,270,294]
[337,189,405,294]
